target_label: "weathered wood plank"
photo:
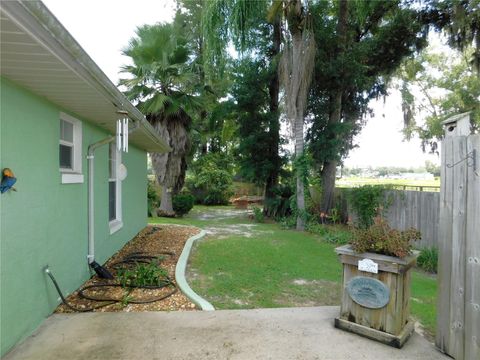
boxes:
[436,136,454,352]
[465,134,480,360]
[448,136,468,360]
[334,318,415,349]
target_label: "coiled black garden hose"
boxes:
[45,252,177,312]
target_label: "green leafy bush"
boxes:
[117,260,169,287]
[187,153,234,205]
[265,183,294,218]
[351,217,420,258]
[279,216,296,229]
[252,206,265,223]
[172,193,195,217]
[347,185,392,228]
[306,223,352,245]
[417,247,438,273]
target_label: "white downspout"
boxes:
[87,136,115,264]
[86,114,140,266]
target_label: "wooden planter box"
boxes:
[334,245,418,348]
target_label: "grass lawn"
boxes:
[337,177,440,189]
[149,206,437,337]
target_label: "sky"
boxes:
[42,0,441,168]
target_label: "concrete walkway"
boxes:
[4,307,447,360]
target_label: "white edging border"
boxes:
[173,229,215,311]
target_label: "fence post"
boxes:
[436,112,479,360]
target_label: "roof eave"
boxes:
[1,0,170,153]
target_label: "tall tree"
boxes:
[277,0,316,230]
[307,0,429,213]
[120,23,200,215]
[399,45,480,151]
[174,0,235,156]
[202,0,283,217]
[425,0,480,75]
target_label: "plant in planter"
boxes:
[334,216,421,348]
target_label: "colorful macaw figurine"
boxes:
[1,168,17,193]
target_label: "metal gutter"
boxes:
[1,0,170,153]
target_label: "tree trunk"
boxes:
[264,16,282,217]
[159,186,174,216]
[320,91,341,213]
[292,29,306,231]
[295,113,306,230]
[320,0,348,214]
[321,159,337,212]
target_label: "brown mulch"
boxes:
[55,225,200,313]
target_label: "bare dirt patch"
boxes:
[274,279,341,307]
[55,225,200,313]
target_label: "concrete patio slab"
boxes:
[3,306,447,360]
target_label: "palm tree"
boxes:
[203,0,315,230]
[277,0,316,230]
[120,23,200,215]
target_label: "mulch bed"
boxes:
[55,225,200,313]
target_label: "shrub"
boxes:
[252,206,265,223]
[147,180,160,216]
[351,216,420,258]
[417,247,438,273]
[306,222,352,245]
[265,183,294,218]
[187,153,234,205]
[172,193,195,217]
[279,216,296,229]
[347,185,392,228]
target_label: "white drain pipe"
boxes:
[87,135,115,265]
[87,112,139,268]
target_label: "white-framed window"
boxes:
[108,142,123,234]
[59,112,83,184]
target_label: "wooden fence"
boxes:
[436,114,479,360]
[339,189,440,249]
[383,190,440,249]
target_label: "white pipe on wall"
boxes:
[86,118,139,265]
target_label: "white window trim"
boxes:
[60,112,83,184]
[109,142,123,234]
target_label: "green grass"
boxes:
[337,177,440,189]
[189,229,342,309]
[150,206,437,337]
[411,271,437,335]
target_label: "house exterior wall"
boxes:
[0,77,148,356]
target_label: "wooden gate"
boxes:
[436,113,480,360]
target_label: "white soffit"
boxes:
[0,1,170,153]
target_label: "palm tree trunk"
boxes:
[295,114,306,230]
[292,30,305,231]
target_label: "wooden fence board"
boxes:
[448,136,468,359]
[436,136,454,353]
[465,135,480,360]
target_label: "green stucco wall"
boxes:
[0,78,148,356]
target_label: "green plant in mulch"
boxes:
[116,260,169,288]
[351,216,421,258]
[347,185,393,228]
[416,247,438,273]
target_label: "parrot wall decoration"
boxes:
[1,168,17,193]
